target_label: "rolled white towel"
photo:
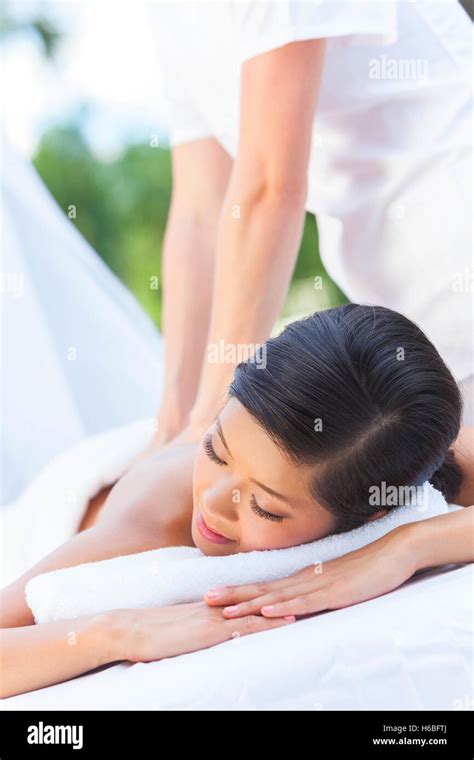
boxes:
[25,481,448,624]
[0,418,153,588]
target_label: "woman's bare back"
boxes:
[0,441,197,629]
[78,485,114,532]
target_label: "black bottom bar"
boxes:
[0,709,472,757]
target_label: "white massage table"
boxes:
[2,562,472,711]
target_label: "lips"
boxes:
[196,510,233,544]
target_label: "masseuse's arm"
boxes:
[155,139,233,444]
[184,39,326,435]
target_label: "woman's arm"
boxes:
[0,516,163,629]
[408,503,474,571]
[452,425,474,506]
[0,612,116,699]
[0,602,294,699]
[205,508,474,620]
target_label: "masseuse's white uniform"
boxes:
[150,0,473,418]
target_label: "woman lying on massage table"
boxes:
[1,304,473,698]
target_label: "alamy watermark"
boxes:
[207,339,267,368]
[369,481,427,510]
[369,56,429,82]
[1,271,24,298]
[27,721,83,750]
[451,268,473,293]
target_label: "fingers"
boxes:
[204,570,313,608]
[204,581,284,606]
[224,614,296,641]
[258,592,330,617]
[212,578,325,618]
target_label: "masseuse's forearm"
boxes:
[189,180,307,429]
[408,505,474,572]
[158,207,218,440]
[0,612,119,699]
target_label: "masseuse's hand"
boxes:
[204,526,418,619]
[99,424,205,529]
[126,421,207,472]
[110,600,296,663]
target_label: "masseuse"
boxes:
[145,0,472,449]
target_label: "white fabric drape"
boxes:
[0,138,164,504]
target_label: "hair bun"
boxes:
[429,449,463,503]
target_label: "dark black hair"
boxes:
[229,304,463,532]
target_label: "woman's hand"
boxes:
[110,601,296,663]
[204,526,418,619]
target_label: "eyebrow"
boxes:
[215,415,295,510]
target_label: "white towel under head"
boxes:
[26,481,448,625]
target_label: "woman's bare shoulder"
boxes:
[96,441,197,532]
[0,444,198,629]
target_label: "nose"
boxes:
[202,481,239,524]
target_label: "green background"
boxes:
[34,124,347,332]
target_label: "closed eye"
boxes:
[203,434,285,521]
[250,494,284,522]
[203,433,227,466]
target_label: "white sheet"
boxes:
[2,563,472,711]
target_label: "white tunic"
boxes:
[150,0,473,382]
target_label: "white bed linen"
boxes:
[2,562,472,711]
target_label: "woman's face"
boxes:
[191,397,339,556]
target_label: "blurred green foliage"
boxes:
[0,6,61,58]
[33,124,347,330]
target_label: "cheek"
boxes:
[294,512,336,544]
[238,512,335,553]
[237,508,290,552]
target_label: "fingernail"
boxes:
[224,605,239,614]
[206,587,225,599]
[284,615,296,621]
[261,605,275,613]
